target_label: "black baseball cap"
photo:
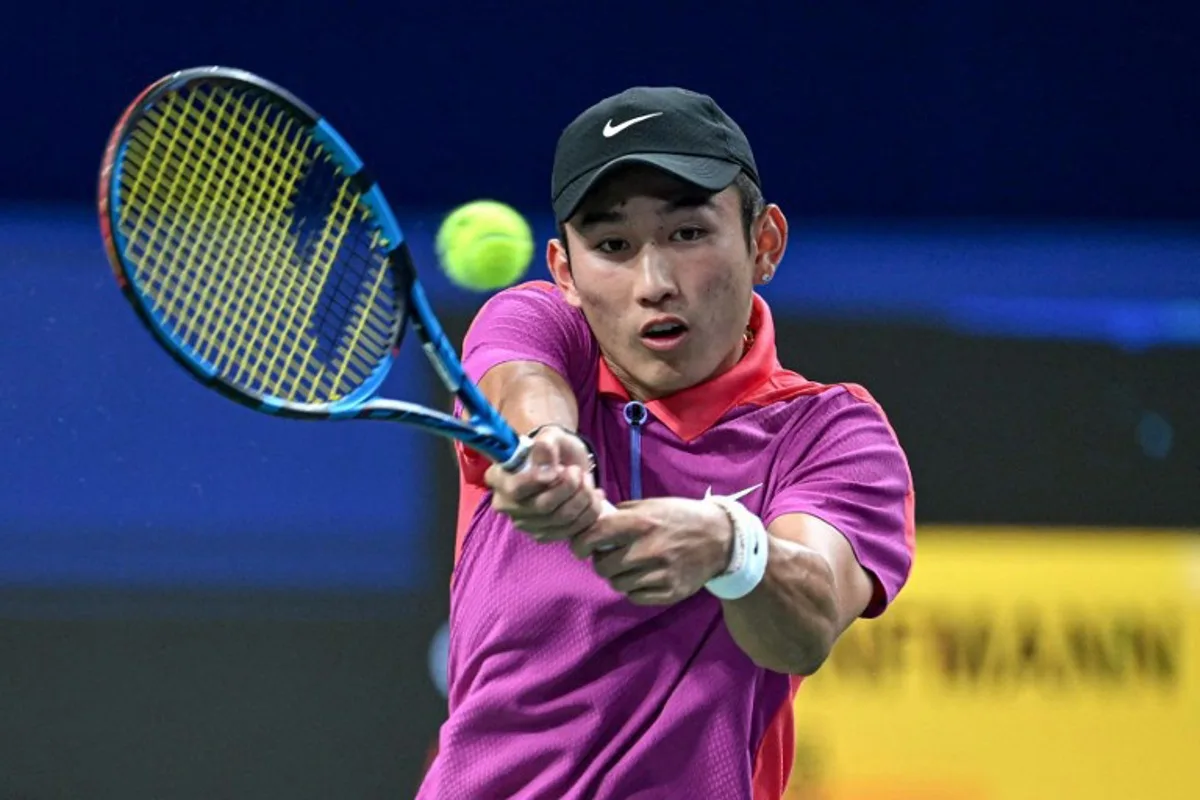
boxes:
[551,86,760,224]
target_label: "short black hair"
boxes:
[557,169,765,256]
[733,171,765,247]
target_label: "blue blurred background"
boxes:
[1,3,1197,798]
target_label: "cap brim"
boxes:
[553,153,742,223]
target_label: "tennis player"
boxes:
[417,86,915,799]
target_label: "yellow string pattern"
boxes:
[114,81,400,405]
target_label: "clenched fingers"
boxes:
[569,509,648,560]
[495,468,608,544]
[517,486,609,543]
[493,464,579,517]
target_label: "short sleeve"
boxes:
[762,385,916,618]
[459,280,595,391]
[453,281,597,487]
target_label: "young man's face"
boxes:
[548,165,786,400]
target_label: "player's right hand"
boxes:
[485,425,606,544]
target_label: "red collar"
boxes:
[598,293,780,441]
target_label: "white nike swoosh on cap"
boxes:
[602,112,664,138]
[703,483,763,503]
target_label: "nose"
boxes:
[633,246,678,308]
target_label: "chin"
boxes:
[633,362,705,399]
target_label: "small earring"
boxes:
[759,272,773,283]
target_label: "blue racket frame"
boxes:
[98,66,529,470]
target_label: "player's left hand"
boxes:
[569,497,734,606]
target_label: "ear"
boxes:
[546,234,583,308]
[752,204,788,286]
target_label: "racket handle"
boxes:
[499,435,536,473]
[503,430,600,478]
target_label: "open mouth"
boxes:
[640,318,689,350]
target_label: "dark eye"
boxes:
[596,238,628,254]
[673,226,707,242]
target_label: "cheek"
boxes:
[573,279,632,342]
[696,262,748,310]
[574,282,620,319]
[690,259,754,337]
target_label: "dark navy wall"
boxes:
[4,1,1199,219]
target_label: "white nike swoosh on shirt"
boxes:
[602,112,664,138]
[703,483,763,503]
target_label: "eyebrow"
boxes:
[576,208,624,231]
[575,192,717,232]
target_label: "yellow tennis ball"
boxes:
[435,200,535,291]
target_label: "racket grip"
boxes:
[503,430,600,478]
[499,435,536,473]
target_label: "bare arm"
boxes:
[719,513,874,676]
[478,360,579,435]
[476,360,606,543]
[716,394,912,675]
[574,500,876,675]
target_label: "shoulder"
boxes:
[460,280,598,383]
[467,280,580,329]
[762,373,910,469]
[792,379,894,421]
[745,365,899,433]
[461,280,558,356]
[763,365,893,417]
[759,377,916,617]
[463,281,594,350]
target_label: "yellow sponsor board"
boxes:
[786,528,1200,800]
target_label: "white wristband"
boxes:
[704,494,769,600]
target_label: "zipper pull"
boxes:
[623,401,647,500]
[623,401,647,427]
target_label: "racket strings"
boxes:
[113,80,401,405]
[122,89,315,367]
[144,98,289,368]
[268,170,357,397]
[290,167,397,393]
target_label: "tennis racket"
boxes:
[97,65,549,475]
